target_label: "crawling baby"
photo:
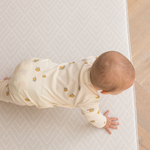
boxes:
[0,51,135,135]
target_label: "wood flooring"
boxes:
[127,0,150,149]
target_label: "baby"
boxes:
[90,51,135,134]
[1,51,135,135]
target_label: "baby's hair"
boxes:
[90,51,135,92]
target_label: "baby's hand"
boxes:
[103,110,120,134]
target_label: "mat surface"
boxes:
[0,0,139,149]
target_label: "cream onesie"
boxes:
[1,56,107,128]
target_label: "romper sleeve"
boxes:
[78,99,107,128]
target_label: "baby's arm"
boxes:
[78,99,107,129]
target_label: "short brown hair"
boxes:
[90,51,135,92]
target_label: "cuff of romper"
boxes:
[102,115,107,128]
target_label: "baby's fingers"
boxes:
[106,128,112,135]
[111,121,120,125]
[110,117,118,121]
[110,125,118,129]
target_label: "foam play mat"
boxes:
[0,0,139,149]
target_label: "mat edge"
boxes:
[125,0,140,150]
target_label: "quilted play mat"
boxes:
[0,0,139,149]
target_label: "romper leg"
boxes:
[0,80,16,105]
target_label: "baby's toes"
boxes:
[4,77,9,80]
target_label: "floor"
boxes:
[127,0,150,149]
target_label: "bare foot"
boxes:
[4,77,11,80]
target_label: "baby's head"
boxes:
[90,51,135,95]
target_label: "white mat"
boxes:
[0,0,139,149]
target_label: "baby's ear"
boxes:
[101,90,109,95]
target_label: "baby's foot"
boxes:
[4,77,11,80]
